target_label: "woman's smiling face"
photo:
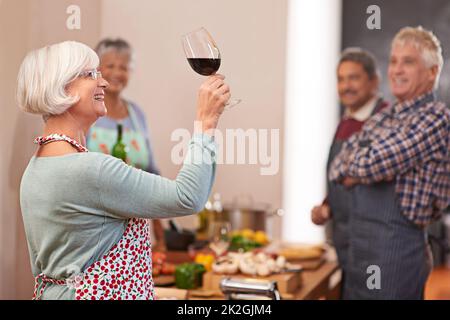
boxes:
[66,69,109,122]
[98,51,131,95]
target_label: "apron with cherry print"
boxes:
[32,134,155,300]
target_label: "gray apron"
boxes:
[345,181,431,299]
[326,99,386,298]
[327,140,352,297]
[327,99,386,297]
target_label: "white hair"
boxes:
[17,41,99,117]
[391,26,444,89]
[95,38,135,70]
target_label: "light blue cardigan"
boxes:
[20,133,216,299]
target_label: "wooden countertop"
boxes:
[160,251,341,300]
[293,261,340,300]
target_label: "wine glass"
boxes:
[208,221,231,257]
[182,27,241,110]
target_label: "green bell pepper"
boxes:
[175,263,206,289]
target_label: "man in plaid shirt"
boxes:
[330,92,449,225]
[329,26,450,299]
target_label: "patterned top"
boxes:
[329,92,450,227]
[34,134,88,153]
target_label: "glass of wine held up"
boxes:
[182,27,241,110]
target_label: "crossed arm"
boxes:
[329,109,448,186]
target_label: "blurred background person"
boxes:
[311,48,387,298]
[330,26,450,299]
[87,38,165,250]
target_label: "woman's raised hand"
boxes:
[196,74,231,133]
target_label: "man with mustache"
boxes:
[329,26,450,299]
[311,48,387,298]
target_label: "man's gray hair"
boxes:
[338,47,380,80]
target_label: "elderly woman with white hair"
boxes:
[18,41,230,300]
[329,26,450,299]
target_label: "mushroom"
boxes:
[239,256,257,275]
[256,263,271,277]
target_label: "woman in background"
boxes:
[87,38,164,249]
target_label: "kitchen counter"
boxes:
[293,261,340,300]
[161,251,341,300]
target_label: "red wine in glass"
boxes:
[187,58,221,76]
[182,27,241,109]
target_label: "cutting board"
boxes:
[153,275,175,287]
[298,257,325,270]
[154,287,188,300]
[202,271,302,294]
[274,243,326,270]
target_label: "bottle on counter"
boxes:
[208,193,230,238]
[111,123,128,162]
[212,193,223,214]
[196,197,213,241]
[212,192,230,223]
[197,193,229,241]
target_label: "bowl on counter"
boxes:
[164,229,196,251]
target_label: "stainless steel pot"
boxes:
[222,195,283,232]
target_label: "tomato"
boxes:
[153,252,167,265]
[162,263,176,275]
[153,265,161,276]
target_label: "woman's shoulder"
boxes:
[83,152,128,173]
[125,99,142,113]
[29,152,112,171]
[126,99,148,121]
[21,153,114,191]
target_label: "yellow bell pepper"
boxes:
[194,253,215,271]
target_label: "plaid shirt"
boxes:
[329,92,450,227]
